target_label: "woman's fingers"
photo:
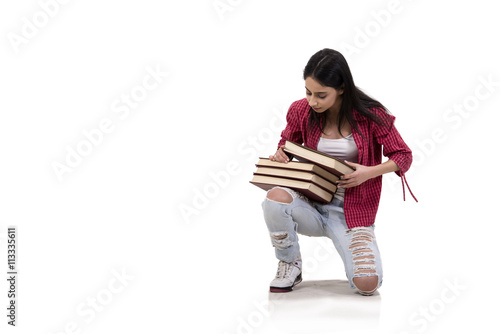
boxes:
[276,147,289,163]
[270,147,289,163]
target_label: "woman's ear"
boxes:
[339,84,345,95]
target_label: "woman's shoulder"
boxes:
[353,107,395,124]
[286,98,310,120]
[288,98,310,112]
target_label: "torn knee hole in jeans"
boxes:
[270,232,293,250]
[354,265,376,276]
[347,227,377,276]
[349,242,368,250]
[354,254,376,275]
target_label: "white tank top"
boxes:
[317,134,358,201]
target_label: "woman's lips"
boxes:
[312,107,321,111]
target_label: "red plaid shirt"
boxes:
[278,98,417,229]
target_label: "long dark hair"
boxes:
[304,48,391,137]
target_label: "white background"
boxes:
[1,0,499,333]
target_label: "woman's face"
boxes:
[305,76,343,114]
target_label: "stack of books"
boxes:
[250,140,355,203]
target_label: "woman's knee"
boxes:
[266,188,293,204]
[353,276,379,296]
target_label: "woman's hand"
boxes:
[337,159,400,188]
[269,145,289,163]
[336,161,375,188]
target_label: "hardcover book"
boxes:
[250,174,334,203]
[283,140,354,177]
[255,158,339,184]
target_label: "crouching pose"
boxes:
[262,48,417,296]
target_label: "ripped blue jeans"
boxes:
[262,187,383,291]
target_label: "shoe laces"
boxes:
[275,261,293,279]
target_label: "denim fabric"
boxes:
[262,187,383,290]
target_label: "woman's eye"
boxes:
[306,92,326,98]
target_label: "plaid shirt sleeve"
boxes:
[372,110,412,176]
[277,100,306,148]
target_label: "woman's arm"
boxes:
[370,159,400,177]
[336,159,400,188]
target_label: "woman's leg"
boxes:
[262,187,327,292]
[346,226,383,295]
[262,187,328,262]
[322,200,383,296]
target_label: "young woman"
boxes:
[262,48,417,296]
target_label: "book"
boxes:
[249,158,339,203]
[249,142,355,203]
[283,140,355,177]
[254,158,338,192]
[254,167,337,194]
[250,174,334,203]
[255,158,340,184]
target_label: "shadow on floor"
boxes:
[270,279,380,299]
[266,279,381,331]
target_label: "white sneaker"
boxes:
[269,259,302,292]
